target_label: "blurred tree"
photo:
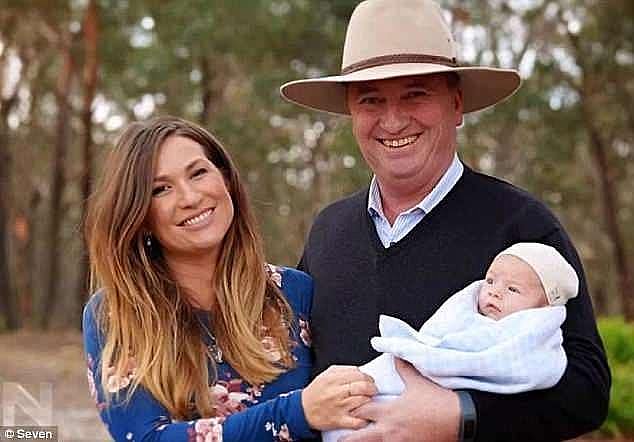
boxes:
[445,0,633,319]
[0,12,20,330]
[43,20,77,329]
[0,0,631,328]
[76,0,99,325]
[555,0,633,320]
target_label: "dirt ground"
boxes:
[0,330,110,441]
[0,330,630,442]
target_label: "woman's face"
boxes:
[146,135,234,262]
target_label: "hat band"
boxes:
[341,53,458,75]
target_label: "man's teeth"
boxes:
[380,135,419,148]
[183,209,212,226]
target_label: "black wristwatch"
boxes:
[457,390,477,442]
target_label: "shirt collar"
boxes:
[367,153,464,218]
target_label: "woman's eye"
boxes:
[192,168,208,178]
[152,185,168,196]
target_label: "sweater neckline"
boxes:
[362,166,471,255]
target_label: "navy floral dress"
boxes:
[83,266,314,442]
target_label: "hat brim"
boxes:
[280,63,521,115]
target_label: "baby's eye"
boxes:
[508,286,520,294]
[485,277,493,284]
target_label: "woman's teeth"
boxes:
[182,209,212,226]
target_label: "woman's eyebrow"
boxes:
[153,158,207,182]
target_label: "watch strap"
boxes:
[457,390,477,442]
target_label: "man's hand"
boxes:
[341,358,461,442]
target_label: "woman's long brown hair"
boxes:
[85,116,294,419]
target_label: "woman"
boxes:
[82,116,376,441]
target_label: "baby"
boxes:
[324,242,579,442]
[477,242,578,319]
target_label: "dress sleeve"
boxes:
[222,390,313,440]
[468,203,611,441]
[83,291,314,442]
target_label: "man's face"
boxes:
[346,74,463,192]
[478,255,549,320]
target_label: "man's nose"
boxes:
[379,103,409,133]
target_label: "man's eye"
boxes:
[359,96,380,105]
[405,90,427,99]
[152,185,168,196]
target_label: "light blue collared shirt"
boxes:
[368,154,464,248]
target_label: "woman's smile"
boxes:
[179,208,215,228]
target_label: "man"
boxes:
[280,0,610,441]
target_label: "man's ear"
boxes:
[454,87,464,127]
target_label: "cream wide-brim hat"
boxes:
[280,0,521,116]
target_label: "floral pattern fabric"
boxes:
[187,418,225,442]
[83,266,314,442]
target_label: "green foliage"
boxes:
[598,317,634,437]
[600,317,634,364]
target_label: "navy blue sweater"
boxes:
[299,166,610,441]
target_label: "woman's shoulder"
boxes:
[265,264,313,316]
[83,290,105,321]
[82,289,107,343]
[82,290,108,368]
[266,264,311,286]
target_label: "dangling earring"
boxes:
[143,232,161,259]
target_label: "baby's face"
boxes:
[478,254,548,320]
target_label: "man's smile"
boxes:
[377,134,420,149]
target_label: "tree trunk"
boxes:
[13,191,41,327]
[582,105,634,320]
[0,36,22,329]
[0,95,20,330]
[76,0,99,328]
[199,55,213,126]
[566,29,634,321]
[42,36,75,329]
[12,211,32,326]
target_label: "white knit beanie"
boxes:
[496,242,579,306]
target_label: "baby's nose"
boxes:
[489,289,502,299]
